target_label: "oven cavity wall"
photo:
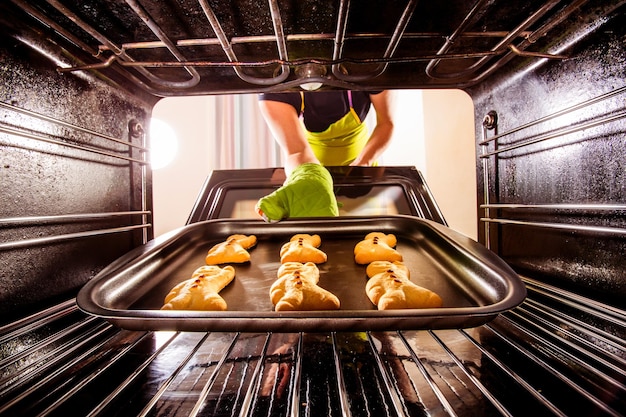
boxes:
[467,2,626,304]
[0,6,157,322]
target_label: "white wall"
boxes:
[421,90,476,240]
[151,95,218,236]
[151,90,477,240]
[376,90,477,239]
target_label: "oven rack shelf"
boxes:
[0,275,623,417]
[8,0,586,94]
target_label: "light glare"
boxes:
[150,118,178,170]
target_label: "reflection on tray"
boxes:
[226,185,406,218]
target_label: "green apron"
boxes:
[302,91,370,166]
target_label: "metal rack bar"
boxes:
[425,0,492,79]
[83,331,180,417]
[0,101,147,152]
[366,332,409,417]
[289,333,303,417]
[430,330,514,417]
[478,85,625,248]
[139,115,150,245]
[0,211,152,226]
[188,333,241,417]
[426,0,564,80]
[237,333,272,417]
[514,303,626,372]
[220,348,261,414]
[0,321,118,414]
[480,203,626,211]
[332,0,418,82]
[136,333,211,417]
[522,277,626,325]
[522,298,626,349]
[331,332,353,417]
[0,315,100,370]
[479,110,626,158]
[0,223,151,251]
[198,0,290,86]
[397,331,459,417]
[41,330,151,415]
[109,31,532,52]
[69,50,504,71]
[124,0,200,88]
[490,316,624,416]
[460,325,569,417]
[0,299,77,341]
[480,115,493,249]
[459,0,592,86]
[479,217,626,236]
[0,124,147,165]
[479,85,626,146]
[40,0,191,90]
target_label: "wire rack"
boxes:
[1,278,624,416]
[9,0,580,95]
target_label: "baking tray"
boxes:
[77,216,526,332]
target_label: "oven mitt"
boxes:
[256,163,339,222]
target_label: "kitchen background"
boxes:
[151,89,477,240]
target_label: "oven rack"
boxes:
[0,275,623,417]
[0,100,152,250]
[10,0,580,95]
[479,85,626,248]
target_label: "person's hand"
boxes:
[255,163,339,222]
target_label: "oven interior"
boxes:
[1,0,625,416]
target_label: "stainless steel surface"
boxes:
[5,0,609,94]
[473,38,626,301]
[77,217,525,332]
[1,1,625,416]
[0,77,153,320]
[3,280,624,416]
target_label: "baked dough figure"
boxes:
[365,261,442,310]
[206,234,257,264]
[280,234,327,264]
[161,265,235,311]
[354,232,402,265]
[270,262,340,311]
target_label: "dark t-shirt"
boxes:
[258,91,381,133]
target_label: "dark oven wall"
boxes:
[2,0,624,319]
[467,2,626,305]
[0,5,157,322]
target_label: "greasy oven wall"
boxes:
[0,9,156,322]
[468,4,626,305]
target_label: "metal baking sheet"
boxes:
[77,216,526,332]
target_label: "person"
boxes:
[255,90,394,222]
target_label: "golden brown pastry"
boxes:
[205,234,257,265]
[279,234,327,264]
[270,262,340,311]
[161,265,235,311]
[365,261,442,310]
[354,232,403,265]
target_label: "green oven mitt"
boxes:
[256,163,340,222]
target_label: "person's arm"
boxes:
[256,97,338,222]
[350,90,395,166]
[258,99,320,175]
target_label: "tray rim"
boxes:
[77,215,527,331]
